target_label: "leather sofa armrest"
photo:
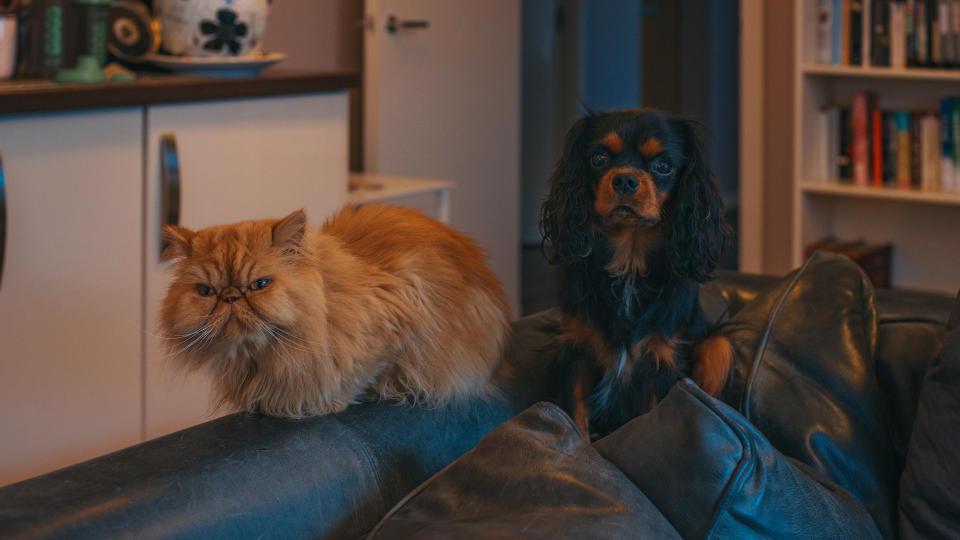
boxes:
[0,398,518,540]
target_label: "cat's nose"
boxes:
[221,287,243,304]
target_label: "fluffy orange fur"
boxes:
[159,204,511,418]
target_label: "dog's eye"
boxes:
[651,160,674,176]
[249,277,271,291]
[590,153,609,168]
[196,284,216,297]
[589,153,610,169]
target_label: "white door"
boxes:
[364,0,521,314]
[0,110,142,486]
[144,93,349,439]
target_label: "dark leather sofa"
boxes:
[1,253,957,539]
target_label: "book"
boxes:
[941,98,954,190]
[872,0,891,65]
[844,0,852,64]
[873,107,884,186]
[896,111,912,188]
[952,97,960,189]
[885,111,898,184]
[819,0,835,63]
[908,0,918,65]
[921,113,941,191]
[839,107,853,178]
[912,112,923,187]
[940,0,952,64]
[853,92,872,185]
[851,0,865,64]
[864,0,872,65]
[951,0,960,65]
[835,0,846,63]
[892,1,907,67]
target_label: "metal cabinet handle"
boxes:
[0,151,6,289]
[159,133,181,258]
[386,15,429,33]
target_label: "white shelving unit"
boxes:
[793,0,960,294]
[347,172,454,224]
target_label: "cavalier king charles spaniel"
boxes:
[540,108,734,439]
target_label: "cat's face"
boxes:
[159,210,319,363]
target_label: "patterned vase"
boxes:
[154,0,271,57]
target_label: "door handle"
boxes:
[0,150,6,289]
[159,133,181,258]
[386,15,429,34]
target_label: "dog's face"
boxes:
[583,112,685,228]
[541,109,728,282]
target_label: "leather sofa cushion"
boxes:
[369,403,681,539]
[719,252,899,538]
[594,379,881,539]
[899,291,960,540]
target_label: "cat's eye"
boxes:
[651,160,674,176]
[589,152,610,169]
[196,285,215,297]
[249,277,271,291]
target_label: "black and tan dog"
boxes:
[540,108,734,439]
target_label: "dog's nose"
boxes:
[612,174,639,196]
[221,287,242,304]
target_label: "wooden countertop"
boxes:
[0,70,360,116]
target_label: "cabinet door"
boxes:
[0,109,143,486]
[145,93,348,438]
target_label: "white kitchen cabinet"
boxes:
[143,93,349,439]
[0,109,143,486]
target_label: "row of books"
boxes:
[817,0,960,68]
[816,93,960,192]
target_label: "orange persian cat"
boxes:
[159,204,511,418]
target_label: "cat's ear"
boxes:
[160,225,195,262]
[273,209,307,248]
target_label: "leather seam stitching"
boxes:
[741,253,817,422]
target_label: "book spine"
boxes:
[896,111,912,188]
[953,0,960,66]
[853,93,871,186]
[873,108,884,186]
[912,113,923,188]
[839,107,853,179]
[835,0,846,63]
[892,1,907,67]
[918,0,928,64]
[952,98,960,190]
[907,0,917,65]
[851,0,865,64]
[819,0,836,63]
[940,0,952,64]
[872,0,891,65]
[930,0,942,65]
[844,0,853,64]
[885,111,898,184]
[927,115,942,191]
[941,98,953,191]
[864,0,873,65]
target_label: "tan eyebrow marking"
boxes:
[641,138,663,157]
[601,132,624,154]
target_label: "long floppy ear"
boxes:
[160,225,195,262]
[665,118,730,282]
[540,116,594,264]
[273,209,307,249]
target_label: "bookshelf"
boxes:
[793,0,960,295]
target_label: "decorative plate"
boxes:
[145,52,286,77]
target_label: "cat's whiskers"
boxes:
[166,321,220,358]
